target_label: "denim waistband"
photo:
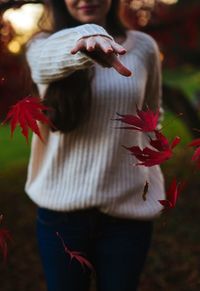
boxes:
[37,207,153,226]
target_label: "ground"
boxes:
[0,163,200,291]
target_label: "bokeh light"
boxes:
[7,39,21,54]
[160,0,178,4]
[123,0,179,27]
[2,3,44,53]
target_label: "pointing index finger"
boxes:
[109,55,132,77]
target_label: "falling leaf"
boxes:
[125,145,172,166]
[188,138,200,147]
[56,232,94,272]
[158,178,183,210]
[188,138,200,168]
[2,96,53,143]
[142,181,149,201]
[115,106,159,132]
[124,131,180,167]
[150,130,180,151]
[191,147,200,168]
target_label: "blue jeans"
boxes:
[36,207,153,291]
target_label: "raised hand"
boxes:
[71,35,132,77]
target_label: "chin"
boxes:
[79,16,101,24]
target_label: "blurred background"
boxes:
[0,0,200,290]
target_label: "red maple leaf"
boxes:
[158,178,183,210]
[188,138,200,168]
[2,96,53,143]
[191,147,200,167]
[115,106,159,132]
[188,138,200,147]
[125,145,172,166]
[0,215,12,263]
[150,130,180,151]
[124,132,180,167]
[56,232,94,272]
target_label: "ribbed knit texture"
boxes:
[25,24,165,220]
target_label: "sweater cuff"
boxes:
[75,24,114,41]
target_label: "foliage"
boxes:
[0,125,30,171]
[163,68,200,101]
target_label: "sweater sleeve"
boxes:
[26,24,113,84]
[143,37,163,127]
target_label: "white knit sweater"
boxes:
[25,24,165,220]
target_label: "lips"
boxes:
[78,5,99,12]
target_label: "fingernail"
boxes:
[119,50,126,55]
[128,71,133,77]
[107,48,113,53]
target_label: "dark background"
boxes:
[0,1,200,290]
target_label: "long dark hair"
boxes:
[40,0,126,133]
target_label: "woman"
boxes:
[25,1,165,290]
